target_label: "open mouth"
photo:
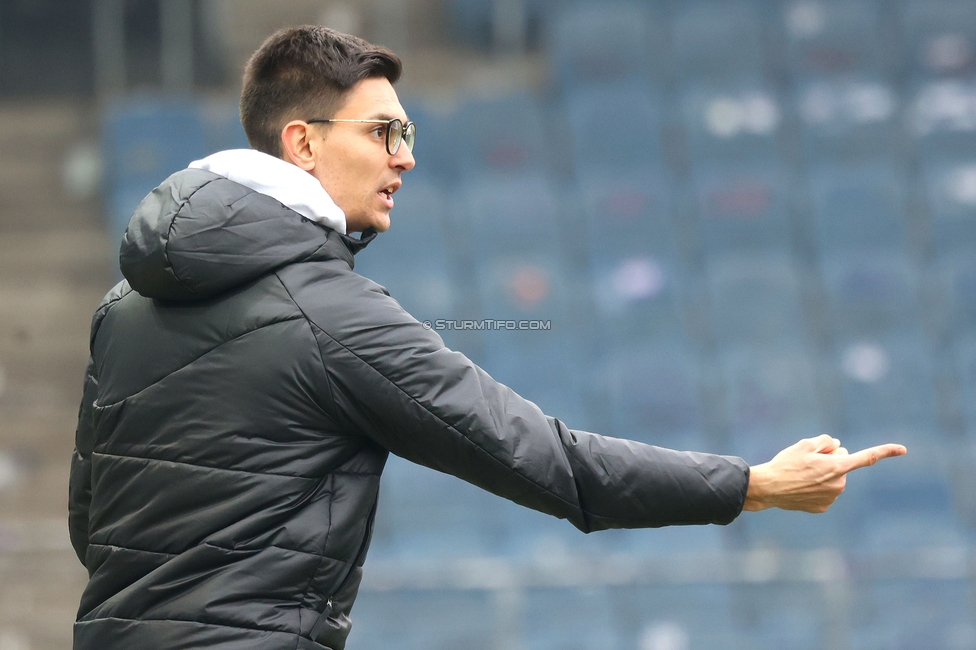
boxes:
[378,182,400,209]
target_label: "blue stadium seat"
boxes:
[476,253,569,322]
[705,254,811,346]
[681,82,783,164]
[782,0,884,78]
[920,158,976,255]
[794,76,900,159]
[733,583,826,650]
[737,506,843,550]
[589,253,686,345]
[808,162,909,255]
[578,169,678,262]
[849,578,976,650]
[720,346,823,454]
[901,0,976,81]
[951,336,976,431]
[671,1,764,81]
[834,333,939,430]
[465,174,562,254]
[907,79,976,161]
[564,81,665,180]
[601,341,706,447]
[345,587,496,650]
[934,254,976,341]
[691,162,793,255]
[398,99,458,184]
[818,251,922,337]
[611,583,739,650]
[524,587,623,650]
[547,2,661,89]
[451,92,549,181]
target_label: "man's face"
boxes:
[308,77,415,233]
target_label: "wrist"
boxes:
[743,462,772,512]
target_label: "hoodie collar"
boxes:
[188,148,347,234]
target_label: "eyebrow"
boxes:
[367,112,408,122]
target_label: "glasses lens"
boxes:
[403,122,416,152]
[387,119,403,155]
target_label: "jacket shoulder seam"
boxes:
[271,271,343,427]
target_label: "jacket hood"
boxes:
[120,150,375,301]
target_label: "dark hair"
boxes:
[240,26,402,157]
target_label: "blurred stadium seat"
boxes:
[901,0,976,80]
[720,346,823,452]
[451,92,550,181]
[588,253,686,345]
[849,578,976,650]
[794,76,900,160]
[579,170,678,261]
[691,162,794,255]
[808,161,909,254]
[547,2,663,89]
[933,254,976,340]
[611,583,739,649]
[564,81,666,179]
[680,82,782,164]
[602,341,706,447]
[818,250,922,337]
[705,253,811,346]
[782,0,884,78]
[345,586,496,650]
[834,333,939,431]
[671,1,764,81]
[908,79,976,161]
[920,157,976,255]
[524,587,622,650]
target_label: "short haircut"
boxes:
[240,26,402,157]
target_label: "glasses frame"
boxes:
[305,118,416,156]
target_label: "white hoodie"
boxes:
[189,148,347,234]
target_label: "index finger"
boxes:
[842,444,908,472]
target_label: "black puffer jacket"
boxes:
[68,167,750,649]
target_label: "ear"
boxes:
[280,120,316,171]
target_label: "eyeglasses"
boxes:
[305,118,416,156]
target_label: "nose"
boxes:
[391,143,415,172]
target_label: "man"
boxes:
[68,25,905,650]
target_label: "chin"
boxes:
[371,213,392,233]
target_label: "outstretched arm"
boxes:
[743,434,907,513]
